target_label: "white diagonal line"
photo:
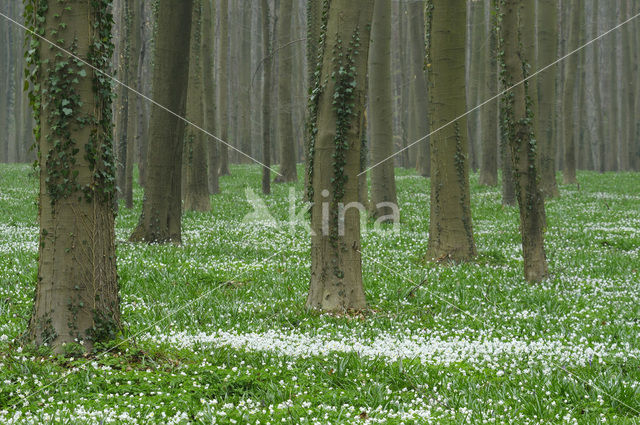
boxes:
[0,10,282,176]
[360,10,640,177]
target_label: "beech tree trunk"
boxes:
[238,4,253,163]
[274,0,298,183]
[478,0,498,187]
[130,0,194,243]
[368,0,397,220]
[184,0,211,212]
[408,0,430,178]
[537,0,560,196]
[304,0,322,197]
[307,0,375,312]
[202,0,220,195]
[262,0,274,195]
[218,0,231,175]
[425,0,477,263]
[27,1,120,352]
[499,0,549,283]
[562,0,580,184]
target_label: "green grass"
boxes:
[1,163,639,424]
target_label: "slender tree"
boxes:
[25,0,120,351]
[274,0,298,183]
[202,0,219,195]
[307,0,375,312]
[561,0,580,184]
[184,0,211,212]
[478,0,498,186]
[537,0,560,196]
[218,0,231,175]
[130,0,194,243]
[498,0,549,282]
[425,0,476,262]
[368,0,397,220]
[238,4,253,163]
[304,0,322,196]
[408,0,430,178]
[261,0,274,195]
[114,0,130,206]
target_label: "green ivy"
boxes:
[23,0,116,209]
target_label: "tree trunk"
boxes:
[605,3,619,171]
[537,0,560,196]
[562,0,580,184]
[368,0,397,220]
[26,1,120,351]
[425,0,477,263]
[262,0,274,195]
[307,0,375,312]
[130,0,194,243]
[478,0,498,187]
[274,0,298,183]
[466,0,483,172]
[622,0,636,171]
[123,0,141,208]
[202,0,220,195]
[238,4,253,163]
[408,0,430,178]
[304,0,322,197]
[114,0,130,205]
[184,0,211,212]
[499,0,549,283]
[218,0,231,175]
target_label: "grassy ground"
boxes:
[0,163,639,424]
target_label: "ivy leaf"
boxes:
[62,108,73,116]
[61,99,70,106]
[78,69,87,78]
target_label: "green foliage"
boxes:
[2,165,640,423]
[306,0,331,203]
[23,0,116,207]
[328,27,360,248]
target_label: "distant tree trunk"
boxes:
[134,0,149,190]
[184,0,211,212]
[262,0,274,195]
[26,0,120,351]
[304,0,322,197]
[521,0,539,142]
[0,15,10,162]
[307,0,374,312]
[592,0,606,173]
[635,1,640,171]
[130,0,194,243]
[238,4,253,163]
[398,1,411,169]
[478,0,498,186]
[605,3,619,171]
[114,0,130,204]
[425,0,477,263]
[368,0,397,220]
[562,0,580,184]
[202,0,220,195]
[466,0,483,172]
[124,0,141,209]
[499,0,549,283]
[408,0,430,178]
[622,0,636,171]
[274,0,298,183]
[537,0,560,196]
[218,0,231,175]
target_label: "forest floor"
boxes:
[0,164,639,424]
